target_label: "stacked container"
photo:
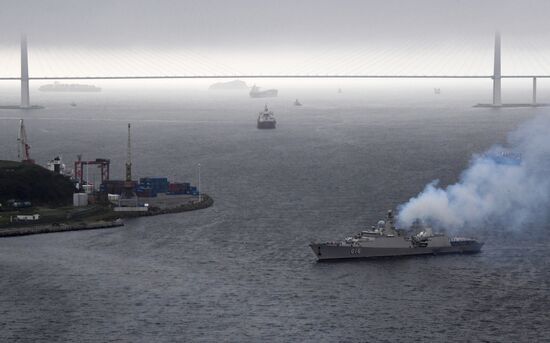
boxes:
[136,187,157,198]
[168,182,190,194]
[101,180,137,194]
[139,177,169,194]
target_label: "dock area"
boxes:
[125,194,214,217]
[0,194,213,238]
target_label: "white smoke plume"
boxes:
[397,114,550,231]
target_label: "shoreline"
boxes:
[0,220,124,238]
[126,194,214,218]
[0,194,214,238]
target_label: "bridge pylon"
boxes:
[20,34,31,108]
[492,31,502,106]
[532,77,537,104]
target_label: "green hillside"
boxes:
[0,160,75,206]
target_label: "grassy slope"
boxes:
[0,160,75,205]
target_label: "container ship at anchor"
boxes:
[310,210,483,261]
[39,81,101,92]
[249,85,278,98]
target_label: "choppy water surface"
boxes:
[0,86,549,342]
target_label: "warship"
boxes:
[257,104,276,129]
[250,85,278,98]
[310,210,483,261]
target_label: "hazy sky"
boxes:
[1,0,549,48]
[1,0,550,76]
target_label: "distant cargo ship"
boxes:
[209,80,248,90]
[39,81,101,92]
[250,85,278,98]
[257,104,276,129]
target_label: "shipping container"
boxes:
[101,180,137,195]
[140,178,169,193]
[168,182,190,193]
[136,187,157,198]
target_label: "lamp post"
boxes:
[198,163,202,202]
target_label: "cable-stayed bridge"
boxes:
[2,33,550,108]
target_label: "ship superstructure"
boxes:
[46,156,71,176]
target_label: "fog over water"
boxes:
[1,84,549,341]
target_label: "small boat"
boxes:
[70,102,77,107]
[294,99,302,106]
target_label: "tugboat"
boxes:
[310,210,483,261]
[257,104,276,129]
[250,85,278,98]
[294,99,302,106]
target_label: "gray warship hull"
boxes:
[257,120,276,129]
[310,241,484,261]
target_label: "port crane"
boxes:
[123,123,136,198]
[17,119,34,164]
[74,155,110,185]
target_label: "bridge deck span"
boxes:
[1,75,550,81]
